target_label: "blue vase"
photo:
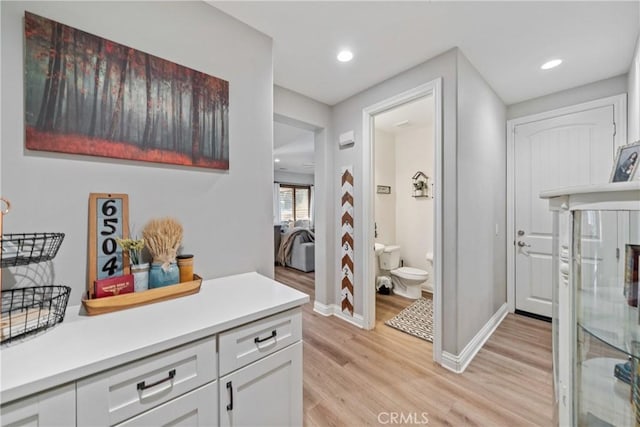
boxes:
[149,262,179,288]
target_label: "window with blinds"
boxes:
[279,185,311,224]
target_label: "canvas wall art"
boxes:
[24,12,229,169]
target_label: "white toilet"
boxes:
[378,245,428,299]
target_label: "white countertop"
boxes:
[0,272,309,404]
[539,181,640,198]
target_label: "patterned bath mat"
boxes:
[385,297,433,342]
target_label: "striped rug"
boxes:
[385,297,433,342]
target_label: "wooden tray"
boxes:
[82,274,202,316]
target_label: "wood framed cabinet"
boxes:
[543,182,640,426]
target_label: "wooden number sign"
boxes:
[88,193,129,298]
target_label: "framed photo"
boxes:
[624,244,640,307]
[610,141,640,182]
[376,185,391,194]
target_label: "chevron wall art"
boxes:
[341,166,354,316]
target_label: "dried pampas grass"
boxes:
[142,217,183,268]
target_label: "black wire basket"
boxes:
[1,285,71,344]
[1,233,65,268]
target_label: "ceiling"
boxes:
[274,121,315,175]
[375,95,433,135]
[212,1,639,106]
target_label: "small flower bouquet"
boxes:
[116,237,145,266]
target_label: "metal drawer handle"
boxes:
[137,369,176,391]
[254,330,277,344]
[226,381,234,411]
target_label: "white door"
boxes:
[514,105,616,317]
[219,342,302,427]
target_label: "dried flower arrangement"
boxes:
[142,218,183,271]
[116,237,145,265]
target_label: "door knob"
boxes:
[517,241,530,248]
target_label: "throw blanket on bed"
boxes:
[277,227,315,266]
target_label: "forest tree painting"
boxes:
[24,12,229,169]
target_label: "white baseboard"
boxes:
[313,301,364,328]
[440,303,508,373]
[313,301,334,316]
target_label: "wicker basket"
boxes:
[1,285,71,344]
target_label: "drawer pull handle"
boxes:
[226,381,234,411]
[254,330,277,344]
[137,369,176,391]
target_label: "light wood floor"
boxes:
[275,266,553,427]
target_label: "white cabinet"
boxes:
[77,336,217,426]
[543,182,640,426]
[115,382,218,427]
[219,308,303,427]
[219,308,302,376]
[0,273,307,427]
[220,341,302,427]
[0,383,75,427]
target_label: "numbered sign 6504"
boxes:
[88,193,129,298]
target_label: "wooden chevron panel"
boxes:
[341,169,353,186]
[341,254,354,272]
[341,211,354,228]
[341,165,354,316]
[341,233,354,248]
[341,276,354,294]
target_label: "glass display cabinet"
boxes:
[542,182,640,426]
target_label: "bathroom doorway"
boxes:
[362,79,443,364]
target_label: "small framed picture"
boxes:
[610,141,640,182]
[376,185,391,194]
[624,244,640,307]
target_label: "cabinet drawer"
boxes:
[1,383,75,427]
[77,336,216,426]
[219,308,302,376]
[114,381,217,427]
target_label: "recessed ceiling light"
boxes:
[394,120,410,127]
[274,158,280,163]
[337,50,353,63]
[541,59,562,70]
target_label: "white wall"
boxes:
[273,86,332,306]
[274,171,314,186]
[507,74,627,120]
[330,47,507,355]
[1,2,274,304]
[456,50,507,350]
[395,126,433,273]
[374,129,396,246]
[629,34,640,142]
[331,48,459,351]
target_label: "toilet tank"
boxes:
[379,245,401,270]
